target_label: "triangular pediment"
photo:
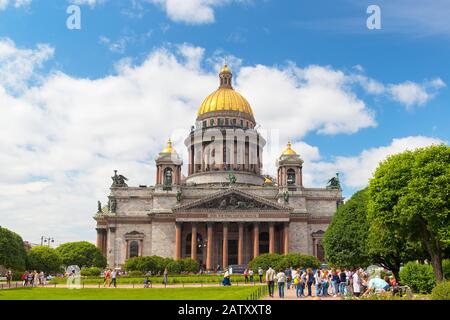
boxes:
[174,188,291,212]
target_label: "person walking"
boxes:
[266,266,276,297]
[103,269,111,287]
[284,267,292,290]
[306,268,314,297]
[244,268,249,284]
[258,267,263,283]
[111,269,117,288]
[21,272,28,286]
[276,270,286,298]
[249,268,254,284]
[6,270,12,288]
[163,267,169,286]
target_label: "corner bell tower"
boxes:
[155,139,183,190]
[277,141,303,189]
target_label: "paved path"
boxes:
[263,285,342,300]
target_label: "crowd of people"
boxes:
[263,266,398,298]
[19,270,47,287]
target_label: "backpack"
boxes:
[294,277,299,285]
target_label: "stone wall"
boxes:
[151,221,176,258]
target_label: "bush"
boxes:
[80,267,102,277]
[399,261,436,294]
[431,281,450,300]
[248,253,282,271]
[127,270,143,277]
[443,259,450,280]
[276,253,321,271]
[0,227,27,270]
[124,256,199,274]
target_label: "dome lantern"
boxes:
[219,64,232,89]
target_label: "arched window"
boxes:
[210,119,215,126]
[129,241,139,258]
[287,169,296,185]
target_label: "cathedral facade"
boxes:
[94,65,343,269]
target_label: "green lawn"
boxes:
[0,286,258,300]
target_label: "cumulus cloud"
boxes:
[0,40,445,244]
[0,38,54,93]
[388,79,446,109]
[307,136,445,189]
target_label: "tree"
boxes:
[56,241,106,268]
[323,189,371,269]
[0,227,27,270]
[368,144,450,282]
[27,246,62,274]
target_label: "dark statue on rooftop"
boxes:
[327,173,341,190]
[109,198,117,213]
[176,190,182,203]
[97,201,102,213]
[283,191,290,204]
[111,170,128,188]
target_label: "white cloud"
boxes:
[0,0,31,10]
[307,136,445,189]
[0,38,54,93]
[70,0,104,8]
[388,79,446,109]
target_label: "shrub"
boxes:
[127,270,143,277]
[179,258,200,273]
[56,242,106,268]
[80,267,102,277]
[248,253,282,271]
[443,259,450,280]
[431,281,450,300]
[26,246,63,274]
[399,261,436,294]
[124,256,198,274]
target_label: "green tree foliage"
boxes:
[399,261,436,294]
[56,241,106,268]
[431,281,450,300]
[26,246,62,274]
[0,227,27,270]
[247,253,282,271]
[323,189,371,269]
[368,144,450,282]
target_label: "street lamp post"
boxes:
[40,236,55,247]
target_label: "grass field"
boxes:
[0,286,258,300]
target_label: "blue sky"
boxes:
[0,0,449,244]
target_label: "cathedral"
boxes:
[94,65,343,270]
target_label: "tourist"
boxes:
[276,269,286,298]
[244,268,249,284]
[27,271,34,287]
[6,270,12,288]
[352,269,361,297]
[363,275,390,296]
[143,277,151,288]
[39,271,45,286]
[299,270,307,297]
[331,269,339,297]
[321,269,329,296]
[111,269,117,288]
[314,269,322,296]
[258,267,263,283]
[103,269,111,287]
[163,267,169,286]
[33,270,39,287]
[293,269,302,298]
[266,265,275,297]
[284,267,292,290]
[249,268,254,284]
[306,268,314,297]
[339,269,347,295]
[21,272,28,286]
[222,268,231,286]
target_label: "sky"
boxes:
[0,0,449,246]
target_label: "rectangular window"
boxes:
[232,119,237,125]
[225,118,229,125]
[203,121,207,128]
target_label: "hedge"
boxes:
[124,256,199,274]
[399,261,436,294]
[247,253,320,272]
[431,281,450,300]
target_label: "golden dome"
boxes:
[282,141,297,156]
[197,87,253,117]
[162,139,174,153]
[197,64,254,118]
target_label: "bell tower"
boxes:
[277,141,303,190]
[155,139,183,190]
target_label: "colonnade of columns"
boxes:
[175,222,289,270]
